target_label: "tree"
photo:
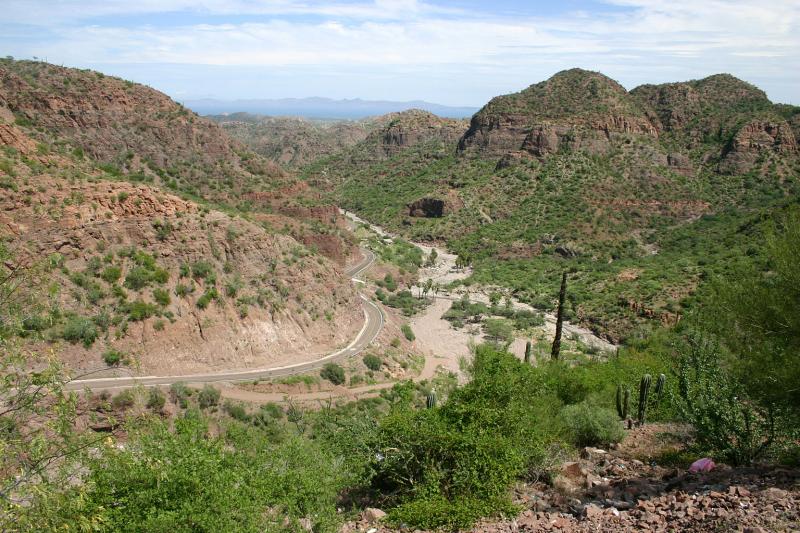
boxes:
[704,207,800,415]
[0,244,99,524]
[551,271,568,360]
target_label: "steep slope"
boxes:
[0,58,357,265]
[0,63,363,375]
[306,70,799,342]
[0,60,288,202]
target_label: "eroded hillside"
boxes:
[0,61,362,375]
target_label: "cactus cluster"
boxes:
[615,373,667,426]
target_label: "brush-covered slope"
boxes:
[212,113,373,169]
[305,69,800,341]
[0,62,362,375]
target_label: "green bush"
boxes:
[124,300,157,321]
[676,334,776,465]
[62,316,98,348]
[146,388,166,412]
[103,349,124,366]
[198,385,221,409]
[169,382,190,408]
[112,390,135,409]
[192,261,214,280]
[34,415,351,531]
[320,363,346,385]
[100,266,121,284]
[401,323,415,341]
[196,288,218,310]
[223,401,250,423]
[152,288,170,307]
[363,354,382,371]
[560,402,625,448]
[372,345,551,530]
[123,267,153,290]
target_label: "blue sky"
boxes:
[2,0,798,106]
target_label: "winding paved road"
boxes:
[65,250,382,391]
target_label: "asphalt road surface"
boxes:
[65,249,381,391]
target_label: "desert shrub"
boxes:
[320,363,346,385]
[146,388,166,412]
[196,288,218,310]
[560,402,625,448]
[191,261,214,280]
[112,390,135,409]
[363,354,382,371]
[223,401,250,423]
[152,288,170,307]
[198,385,220,409]
[372,345,551,530]
[100,266,121,284]
[401,323,415,341]
[169,382,190,408]
[124,300,157,321]
[62,316,98,348]
[482,318,514,346]
[123,267,152,290]
[103,349,124,366]
[153,319,165,331]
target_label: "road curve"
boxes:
[66,249,382,391]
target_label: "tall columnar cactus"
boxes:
[655,373,666,401]
[638,374,652,424]
[551,271,568,360]
[616,384,624,419]
[524,341,532,364]
[623,387,631,421]
[426,389,437,409]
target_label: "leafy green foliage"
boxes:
[371,346,551,529]
[34,414,350,532]
[62,316,98,347]
[676,334,776,465]
[198,385,220,409]
[401,323,415,342]
[560,402,625,448]
[103,349,124,366]
[320,363,345,385]
[363,353,382,371]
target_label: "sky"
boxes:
[2,0,799,106]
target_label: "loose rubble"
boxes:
[343,424,800,532]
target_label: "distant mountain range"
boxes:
[183,97,478,119]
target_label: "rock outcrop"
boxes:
[720,119,798,173]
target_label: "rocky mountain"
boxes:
[0,60,362,375]
[305,69,800,341]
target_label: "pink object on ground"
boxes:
[689,458,715,473]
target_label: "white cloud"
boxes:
[2,0,799,104]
